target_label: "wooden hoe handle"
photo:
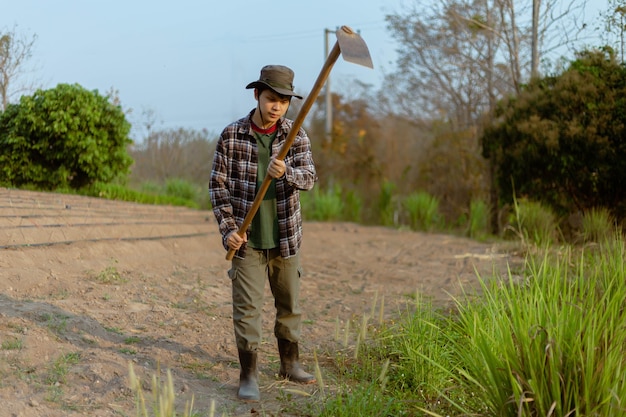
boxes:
[225,43,342,261]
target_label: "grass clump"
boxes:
[447,237,626,416]
[402,191,441,232]
[508,197,560,247]
[467,198,489,239]
[319,234,626,416]
[301,184,362,222]
[1,338,23,350]
[582,206,618,243]
[44,352,82,403]
[378,181,397,227]
[81,181,201,209]
[128,363,199,417]
[90,260,129,285]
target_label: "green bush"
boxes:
[301,185,362,223]
[582,207,617,244]
[402,191,440,232]
[302,186,343,221]
[378,181,397,227]
[328,236,626,416]
[165,178,199,202]
[483,48,626,223]
[82,182,199,209]
[467,199,489,238]
[509,197,559,246]
[138,181,162,195]
[0,83,133,190]
[449,238,626,416]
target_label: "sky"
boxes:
[3,0,609,140]
[3,0,406,139]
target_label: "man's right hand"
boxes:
[227,230,247,250]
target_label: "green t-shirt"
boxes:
[248,130,280,249]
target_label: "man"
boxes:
[209,65,317,401]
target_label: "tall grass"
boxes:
[164,178,200,202]
[304,186,345,221]
[319,232,626,416]
[402,192,441,232]
[467,198,489,239]
[128,363,200,417]
[378,181,397,227]
[509,197,559,247]
[81,181,201,208]
[582,206,617,243]
[449,237,626,416]
[301,185,362,222]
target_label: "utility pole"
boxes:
[531,0,540,78]
[324,28,334,142]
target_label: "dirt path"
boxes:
[0,188,518,416]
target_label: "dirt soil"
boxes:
[0,188,519,417]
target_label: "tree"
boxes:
[600,0,626,62]
[385,0,589,233]
[386,0,588,126]
[482,48,626,221]
[0,83,133,190]
[0,26,38,111]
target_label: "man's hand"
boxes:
[268,157,286,179]
[226,230,247,250]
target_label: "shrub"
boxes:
[0,83,133,190]
[508,197,559,246]
[305,186,345,221]
[483,48,626,223]
[165,178,199,202]
[402,191,440,232]
[378,181,397,227]
[451,238,626,416]
[582,207,617,244]
[467,198,489,239]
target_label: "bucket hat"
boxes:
[246,65,303,99]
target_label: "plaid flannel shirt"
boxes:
[209,109,316,259]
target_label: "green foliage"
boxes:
[582,207,618,243]
[82,182,200,209]
[301,184,362,222]
[482,48,626,222]
[341,189,362,223]
[164,178,199,202]
[449,239,626,416]
[599,2,626,62]
[303,186,344,221]
[402,191,441,232]
[138,181,163,195]
[328,236,626,417]
[319,382,402,417]
[378,180,397,227]
[467,198,489,239]
[0,83,133,190]
[47,352,81,385]
[509,197,560,247]
[1,338,23,350]
[384,296,454,394]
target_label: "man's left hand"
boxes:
[268,158,286,178]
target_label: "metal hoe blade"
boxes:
[336,26,374,69]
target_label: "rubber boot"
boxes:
[277,339,316,384]
[237,350,260,401]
